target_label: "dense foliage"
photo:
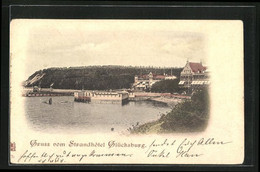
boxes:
[160,88,210,132]
[150,79,186,93]
[131,88,210,134]
[25,66,182,90]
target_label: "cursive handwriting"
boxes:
[144,137,231,159]
[18,150,38,162]
[176,138,198,158]
[145,139,176,153]
[16,137,232,163]
[17,149,133,163]
[197,138,232,145]
[147,149,170,158]
[89,150,133,157]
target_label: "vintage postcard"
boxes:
[10,20,244,164]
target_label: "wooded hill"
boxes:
[25,66,183,90]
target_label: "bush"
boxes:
[151,79,185,93]
[161,88,210,132]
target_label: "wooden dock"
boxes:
[23,91,73,97]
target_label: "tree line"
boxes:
[25,65,183,90]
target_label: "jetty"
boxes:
[24,92,73,97]
[22,87,75,97]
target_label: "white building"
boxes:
[179,61,210,88]
[74,90,129,104]
[133,72,176,91]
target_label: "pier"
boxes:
[22,88,76,97]
[23,92,73,97]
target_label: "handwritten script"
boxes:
[16,138,231,163]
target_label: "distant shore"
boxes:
[22,88,190,105]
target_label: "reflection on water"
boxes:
[24,96,172,134]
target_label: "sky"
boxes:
[10,20,206,78]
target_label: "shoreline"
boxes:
[149,97,183,107]
[22,88,190,104]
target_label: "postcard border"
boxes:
[1,1,258,171]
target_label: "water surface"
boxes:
[24,96,172,134]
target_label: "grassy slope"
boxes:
[131,88,210,134]
[131,120,164,134]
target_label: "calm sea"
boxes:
[24,96,172,134]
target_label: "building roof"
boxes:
[189,62,207,73]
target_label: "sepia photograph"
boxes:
[9,19,244,164]
[17,20,210,135]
